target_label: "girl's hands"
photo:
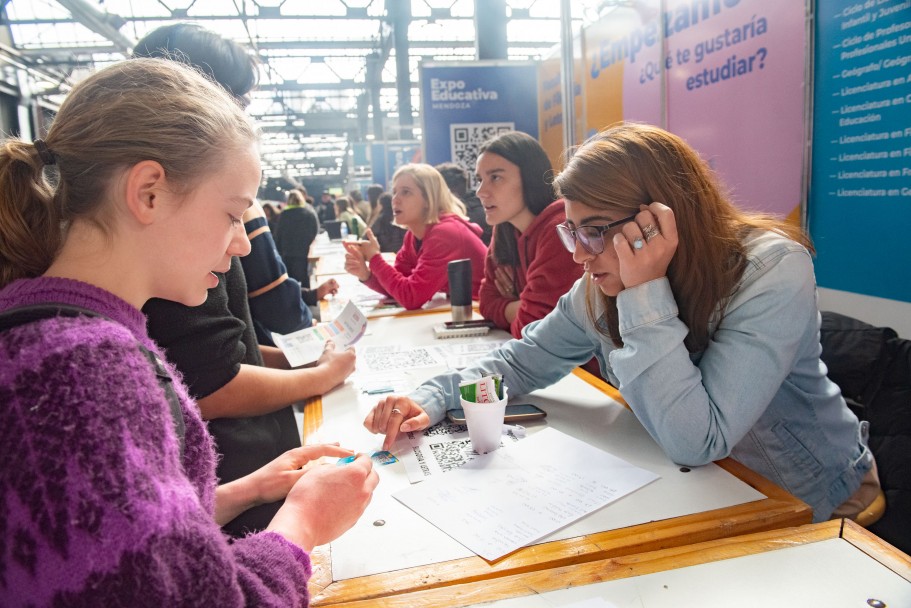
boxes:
[253,444,354,506]
[316,339,357,388]
[343,244,371,281]
[613,202,678,290]
[358,229,381,260]
[343,229,381,281]
[269,453,379,551]
[215,443,357,525]
[316,278,339,300]
[363,395,431,451]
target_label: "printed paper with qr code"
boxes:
[393,420,522,484]
[359,344,444,373]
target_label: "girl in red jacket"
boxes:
[476,131,582,338]
[344,164,487,310]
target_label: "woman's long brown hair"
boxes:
[553,123,811,353]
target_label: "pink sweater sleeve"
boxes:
[366,227,453,310]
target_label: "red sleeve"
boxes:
[362,233,418,298]
[361,268,390,298]
[510,221,583,338]
[366,228,450,310]
[478,241,513,331]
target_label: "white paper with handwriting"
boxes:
[393,427,659,561]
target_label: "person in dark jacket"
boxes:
[316,190,337,224]
[436,161,492,246]
[366,183,385,226]
[275,189,320,288]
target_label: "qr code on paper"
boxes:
[429,439,474,472]
[423,421,468,437]
[361,346,440,372]
[450,122,514,188]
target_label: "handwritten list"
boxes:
[393,428,659,561]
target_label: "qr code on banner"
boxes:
[451,122,514,188]
[429,439,474,472]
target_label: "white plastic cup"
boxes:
[461,396,507,454]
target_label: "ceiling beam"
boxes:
[0,42,71,86]
[5,14,568,25]
[53,0,134,53]
[16,39,553,56]
[258,115,359,134]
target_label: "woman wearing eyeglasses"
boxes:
[475,131,582,339]
[363,123,878,523]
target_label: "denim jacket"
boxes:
[410,230,873,521]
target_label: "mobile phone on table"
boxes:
[446,403,547,423]
[444,319,496,330]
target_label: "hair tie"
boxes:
[33,139,56,166]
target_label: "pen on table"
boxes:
[364,386,395,395]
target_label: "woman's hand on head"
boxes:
[613,202,678,289]
[364,396,431,451]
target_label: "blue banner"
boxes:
[810,0,911,301]
[420,62,540,178]
[370,141,422,189]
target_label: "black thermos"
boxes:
[447,258,473,323]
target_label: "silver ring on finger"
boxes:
[642,224,660,242]
[390,408,403,416]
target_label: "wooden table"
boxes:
[301,310,812,606]
[323,519,911,607]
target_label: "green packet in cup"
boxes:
[458,374,503,403]
[459,375,508,454]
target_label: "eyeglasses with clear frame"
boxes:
[556,214,638,255]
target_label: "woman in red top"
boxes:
[344,164,487,310]
[477,131,582,338]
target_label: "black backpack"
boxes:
[820,311,911,554]
[0,304,186,459]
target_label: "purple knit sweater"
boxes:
[0,277,311,607]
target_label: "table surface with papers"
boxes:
[298,309,813,606]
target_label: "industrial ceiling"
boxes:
[1,0,607,189]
